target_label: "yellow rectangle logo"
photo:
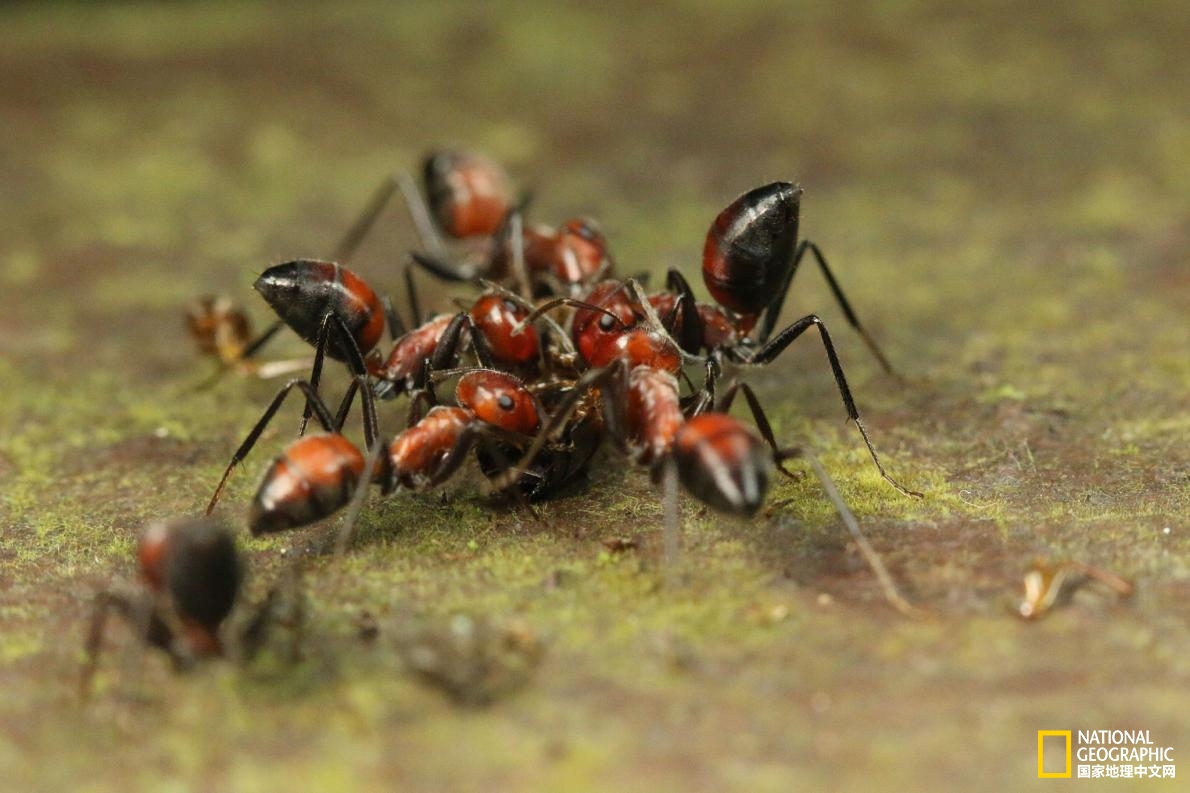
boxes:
[1039,731,1073,778]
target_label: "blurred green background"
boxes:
[0,2,1186,791]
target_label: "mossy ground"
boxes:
[0,2,1186,791]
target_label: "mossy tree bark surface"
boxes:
[0,3,1186,791]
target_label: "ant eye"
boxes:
[598,314,616,331]
[497,394,515,411]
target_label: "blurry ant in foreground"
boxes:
[81,517,302,698]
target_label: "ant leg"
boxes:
[238,319,286,362]
[664,268,707,353]
[404,265,422,327]
[383,295,405,341]
[334,437,386,555]
[759,240,897,376]
[683,357,721,418]
[715,381,802,479]
[299,310,370,436]
[422,422,536,491]
[409,251,484,282]
[505,210,533,301]
[329,374,380,452]
[239,561,308,661]
[207,379,340,516]
[425,312,474,381]
[333,176,400,263]
[802,449,921,617]
[81,591,181,698]
[396,170,448,259]
[744,315,922,498]
[405,368,439,428]
[660,458,681,578]
[332,377,359,433]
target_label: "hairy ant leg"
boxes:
[736,314,921,499]
[714,381,803,479]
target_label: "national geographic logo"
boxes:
[1039,730,1176,780]
[1039,732,1073,778]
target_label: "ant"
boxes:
[369,281,551,401]
[501,300,919,611]
[526,181,921,499]
[345,149,614,298]
[81,517,308,697]
[81,517,242,695]
[205,364,587,550]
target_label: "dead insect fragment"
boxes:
[1017,560,1134,620]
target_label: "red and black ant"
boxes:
[369,282,544,400]
[81,517,242,694]
[205,363,593,549]
[523,182,920,499]
[81,517,310,696]
[370,150,614,297]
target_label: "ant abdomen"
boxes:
[423,150,513,240]
[702,181,803,319]
[250,433,366,536]
[137,517,243,653]
[672,414,772,517]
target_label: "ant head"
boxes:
[469,293,540,366]
[456,370,540,435]
[702,182,803,317]
[572,281,640,364]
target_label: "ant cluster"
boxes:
[90,150,924,690]
[201,150,921,537]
